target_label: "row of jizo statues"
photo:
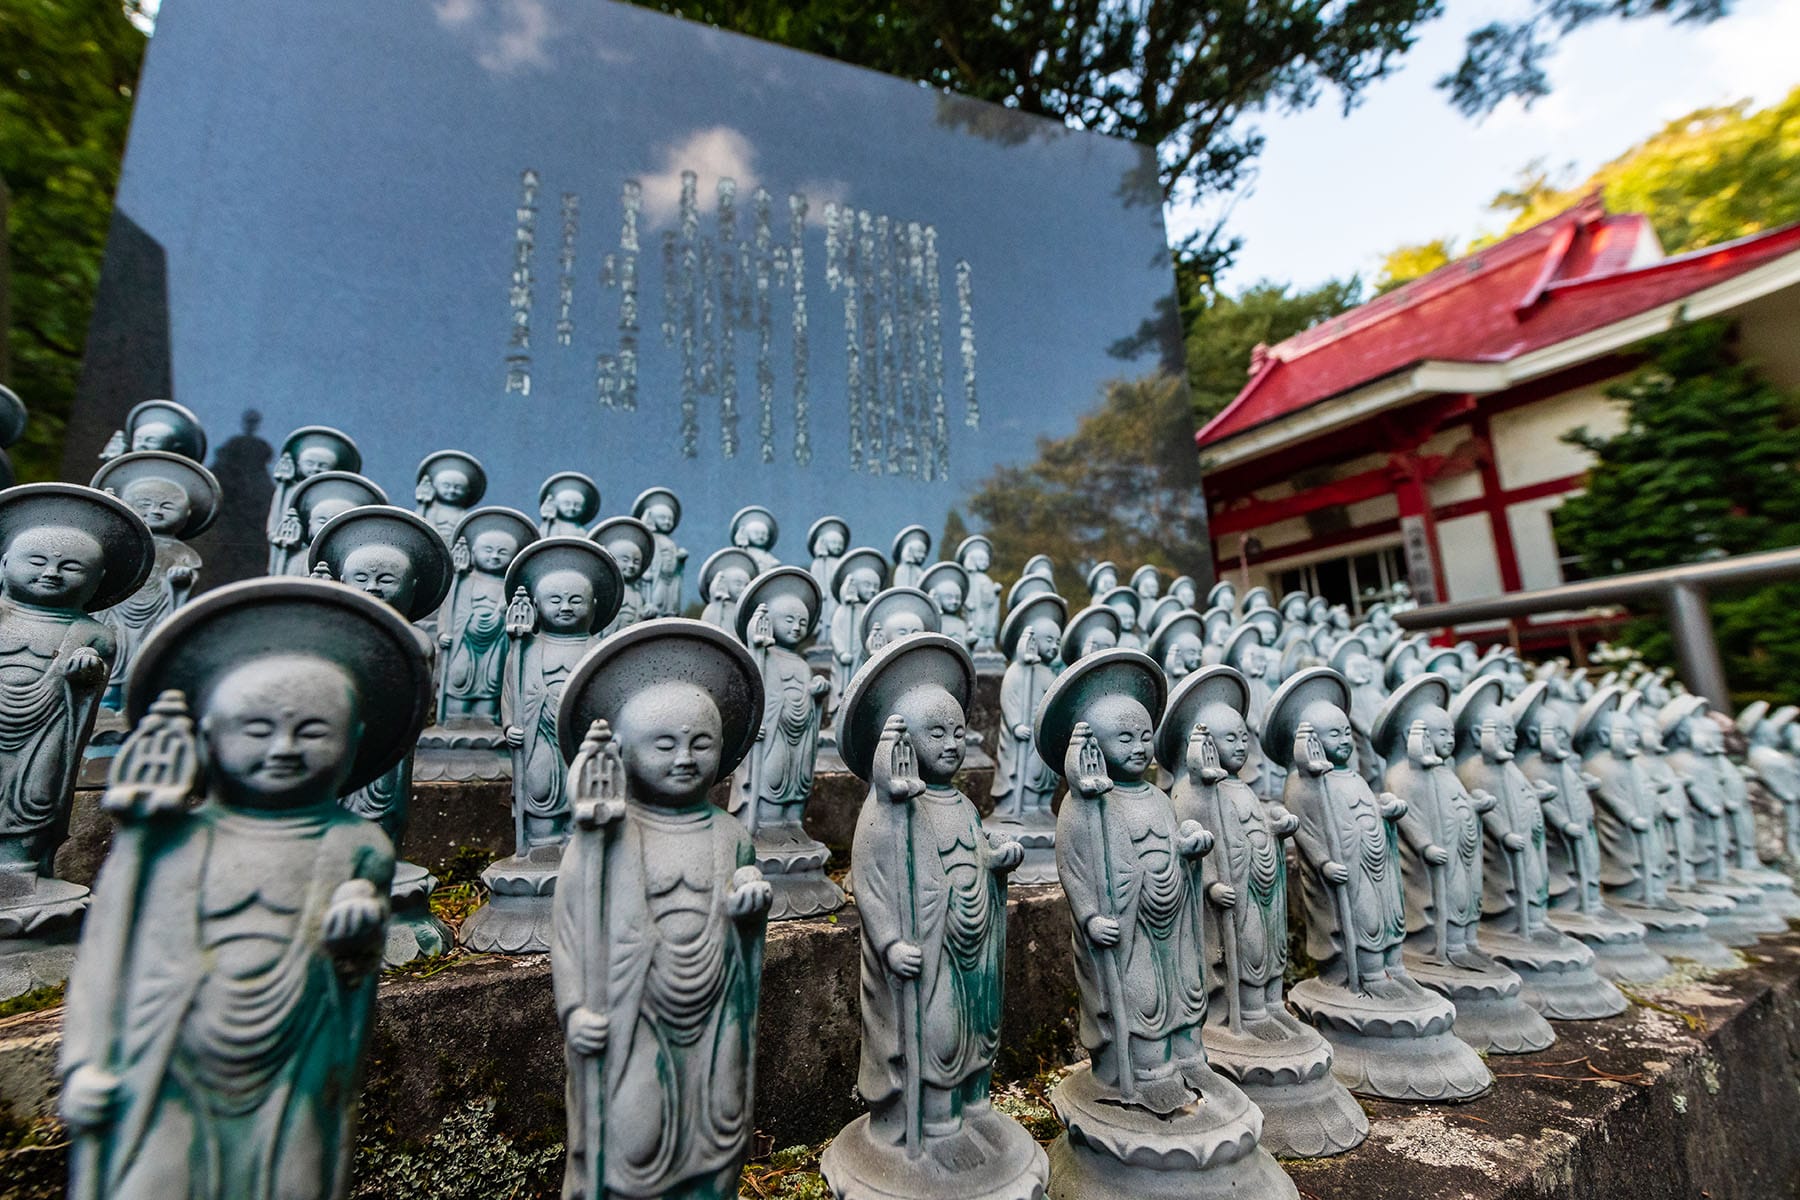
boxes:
[3,394,1800,1199]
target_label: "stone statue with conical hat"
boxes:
[732,569,843,920]
[264,426,360,574]
[438,507,537,726]
[920,560,975,651]
[1661,696,1800,922]
[1575,687,1733,968]
[1061,603,1121,669]
[632,487,687,617]
[1267,667,1492,1102]
[1330,635,1385,788]
[553,619,773,1200]
[99,399,208,465]
[858,586,940,667]
[730,505,782,575]
[414,450,487,544]
[537,471,600,539]
[1375,675,1553,1056]
[1223,623,1281,806]
[310,505,457,967]
[1624,693,1773,947]
[957,535,1002,659]
[1162,666,1367,1159]
[890,524,931,591]
[987,592,1068,886]
[1741,701,1800,863]
[1452,677,1626,1020]
[821,634,1044,1200]
[0,484,155,999]
[91,451,223,710]
[461,538,624,955]
[1508,681,1668,983]
[60,576,431,1200]
[827,548,889,722]
[1148,608,1206,682]
[698,547,757,632]
[1035,648,1298,1200]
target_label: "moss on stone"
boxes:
[0,983,64,1020]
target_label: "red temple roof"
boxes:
[1197,198,1800,451]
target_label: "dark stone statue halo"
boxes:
[449,505,539,555]
[1145,596,1183,638]
[1448,674,1510,747]
[730,504,780,548]
[858,586,941,646]
[918,560,969,600]
[1384,634,1427,689]
[126,577,433,794]
[1000,592,1068,661]
[829,546,890,601]
[415,450,488,502]
[1262,666,1353,772]
[1221,622,1263,673]
[1157,664,1251,773]
[0,384,26,448]
[954,533,992,565]
[288,470,388,525]
[502,536,624,630]
[1328,633,1371,676]
[308,505,453,622]
[1059,603,1121,666]
[1034,647,1166,771]
[90,450,224,540]
[698,546,760,601]
[1147,607,1205,665]
[125,398,208,462]
[807,514,850,553]
[588,515,655,570]
[630,485,682,527]
[1022,553,1055,580]
[1098,584,1139,617]
[888,523,930,562]
[538,471,601,522]
[1084,560,1117,594]
[0,482,156,611]
[557,617,763,775]
[1371,672,1453,761]
[735,565,822,643]
[837,632,975,782]
[280,424,362,473]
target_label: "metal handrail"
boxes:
[1393,546,1800,708]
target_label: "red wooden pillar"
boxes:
[1390,452,1446,605]
[1470,410,1523,592]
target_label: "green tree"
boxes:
[965,372,1208,589]
[1184,277,1361,423]
[0,0,147,481]
[1553,318,1800,700]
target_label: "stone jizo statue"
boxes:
[807,515,850,645]
[1084,560,1117,603]
[1035,649,1297,1198]
[98,398,207,464]
[858,586,941,664]
[459,538,623,955]
[1205,579,1235,615]
[1507,682,1668,984]
[1147,607,1205,681]
[310,505,457,966]
[414,450,486,543]
[956,534,1001,657]
[1169,575,1197,609]
[589,516,655,636]
[1005,570,1055,615]
[698,547,757,633]
[553,619,772,1200]
[1129,563,1161,606]
[988,592,1068,885]
[270,470,386,576]
[889,524,930,591]
[1161,666,1366,1158]
[631,487,687,617]
[827,547,890,719]
[538,471,601,539]
[1059,603,1120,669]
[1373,675,1552,1055]
[265,426,360,574]
[918,560,974,650]
[820,634,1045,1200]
[732,568,843,920]
[438,507,537,725]
[0,484,155,999]
[730,504,782,575]
[1265,667,1491,1102]
[60,576,432,1200]
[90,451,222,710]
[1740,701,1800,864]
[1020,553,1055,584]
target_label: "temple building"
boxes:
[1196,196,1800,650]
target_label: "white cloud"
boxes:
[433,0,555,73]
[637,127,760,229]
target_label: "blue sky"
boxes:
[1170,0,1800,292]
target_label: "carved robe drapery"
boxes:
[0,605,112,871]
[1287,768,1407,966]
[1173,775,1287,990]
